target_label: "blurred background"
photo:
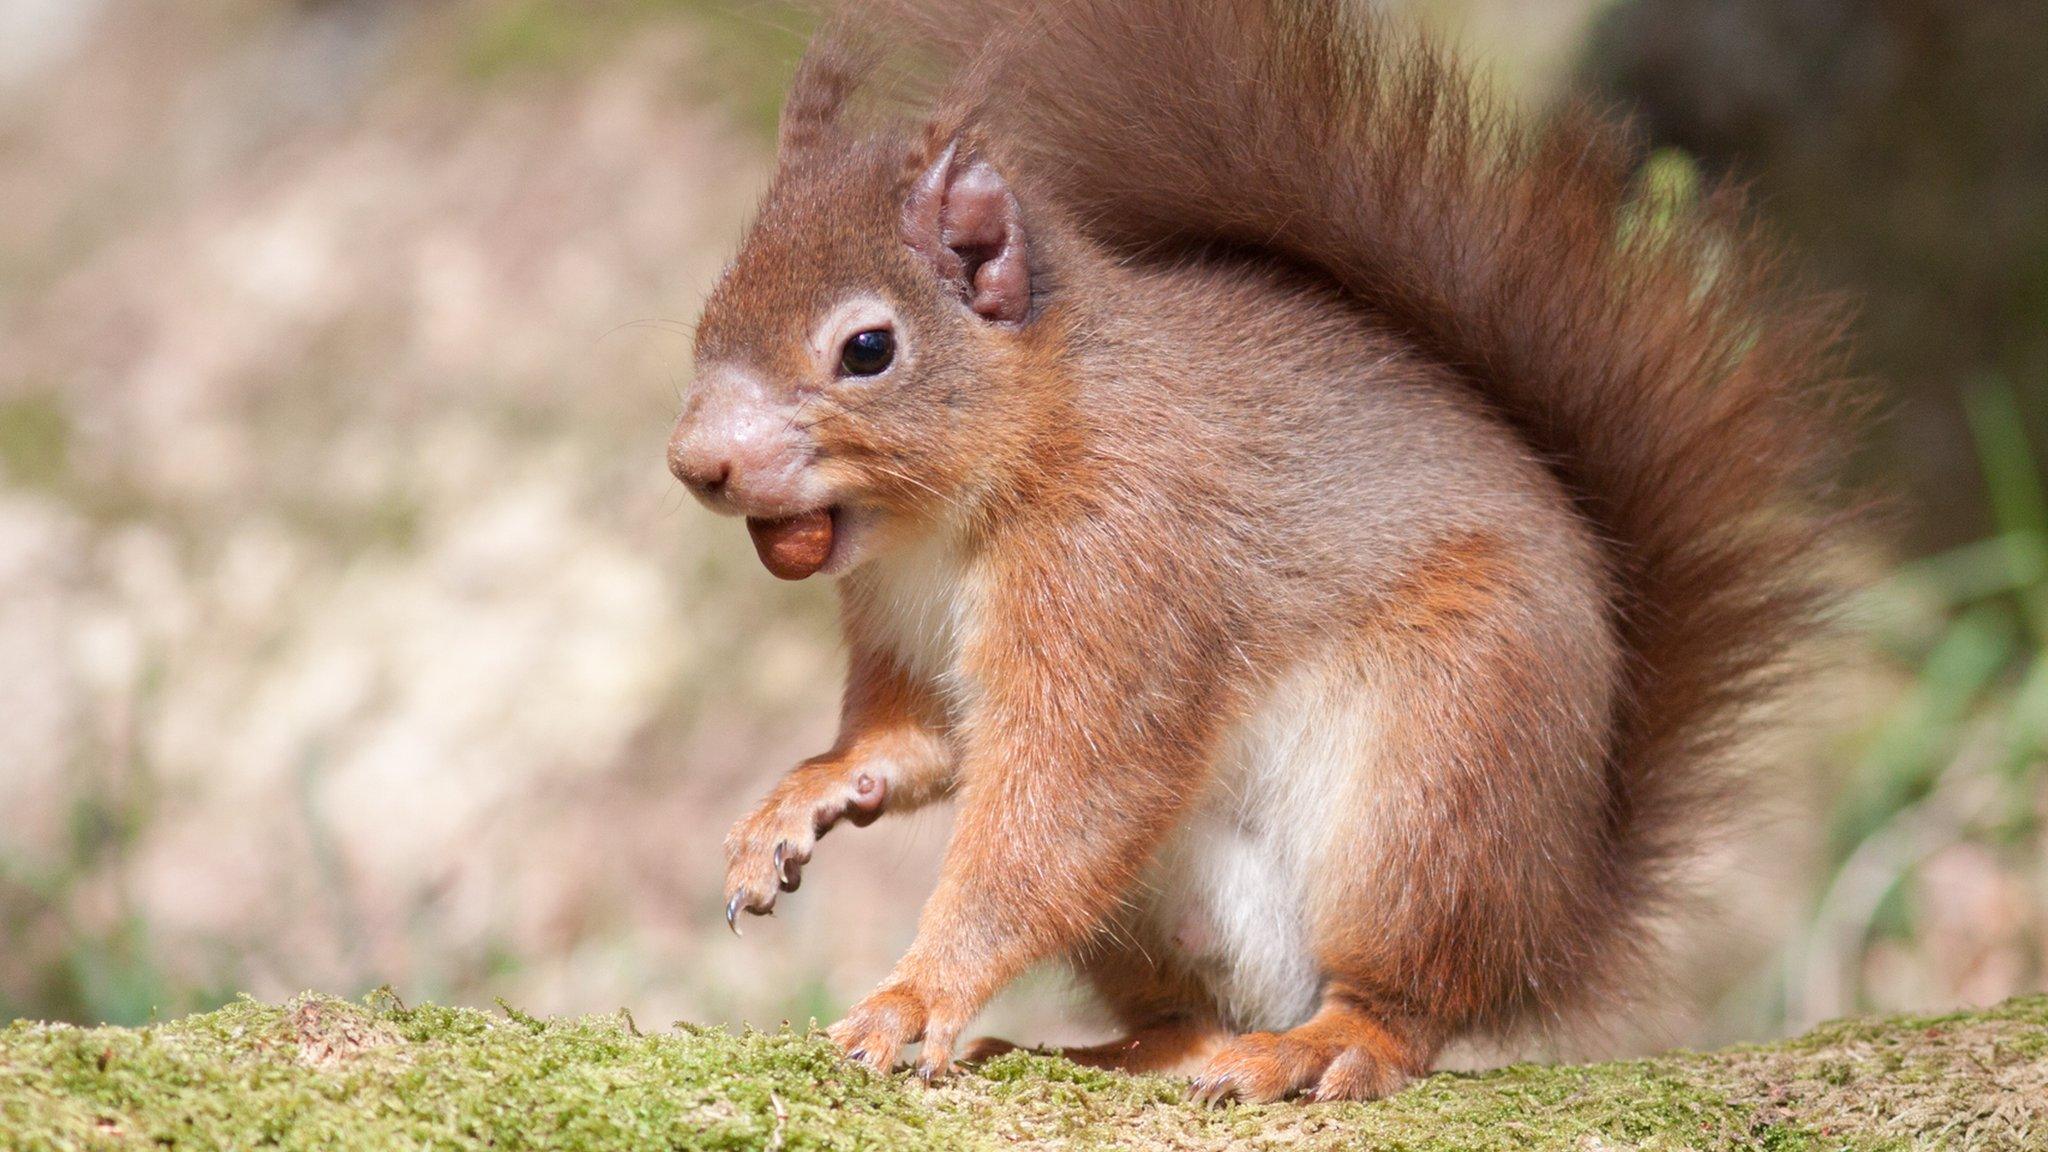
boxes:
[1,0,2044,1057]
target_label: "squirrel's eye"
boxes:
[839,328,895,376]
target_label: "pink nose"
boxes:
[666,431,733,496]
[667,367,808,510]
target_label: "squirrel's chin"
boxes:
[814,505,879,577]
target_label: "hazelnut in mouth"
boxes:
[745,509,835,579]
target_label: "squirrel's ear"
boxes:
[902,140,1031,324]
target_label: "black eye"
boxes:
[839,328,895,376]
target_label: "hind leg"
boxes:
[983,531,1614,1098]
[962,1018,1225,1073]
[963,935,1225,1075]
[1192,541,1618,1103]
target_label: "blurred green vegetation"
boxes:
[0,394,71,492]
[0,666,236,1027]
[1788,378,2048,1019]
[1586,0,2048,551]
[462,0,810,135]
[0,0,836,1033]
[1589,0,2048,1027]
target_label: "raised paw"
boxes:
[722,756,887,929]
[827,982,964,1081]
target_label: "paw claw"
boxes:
[774,842,806,892]
[726,760,888,921]
[724,894,743,936]
[829,984,947,1078]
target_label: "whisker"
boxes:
[797,387,896,434]
[863,458,969,516]
[598,317,699,346]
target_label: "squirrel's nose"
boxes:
[668,368,809,512]
[670,428,766,505]
[667,439,731,496]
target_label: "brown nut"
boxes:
[746,510,834,580]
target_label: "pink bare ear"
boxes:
[902,141,1031,324]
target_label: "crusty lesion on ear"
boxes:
[901,136,1033,325]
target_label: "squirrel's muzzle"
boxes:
[668,365,813,516]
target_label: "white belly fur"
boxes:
[1142,653,1381,1032]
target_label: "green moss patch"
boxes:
[2,993,2041,1150]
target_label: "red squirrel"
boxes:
[666,0,1850,1102]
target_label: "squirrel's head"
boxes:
[675,46,1052,579]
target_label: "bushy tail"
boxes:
[862,0,1857,1017]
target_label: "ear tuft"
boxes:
[779,39,871,156]
[902,140,1032,324]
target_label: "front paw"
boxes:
[828,983,965,1080]
[722,758,887,929]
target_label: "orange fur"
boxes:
[682,0,1855,1101]
[722,647,952,920]
[1193,995,1430,1104]
[1377,532,1511,636]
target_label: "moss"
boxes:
[2,994,2042,1151]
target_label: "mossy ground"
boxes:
[2,993,2042,1151]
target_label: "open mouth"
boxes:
[745,507,837,580]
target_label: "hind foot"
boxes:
[962,1019,1225,1076]
[1189,1005,1429,1103]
